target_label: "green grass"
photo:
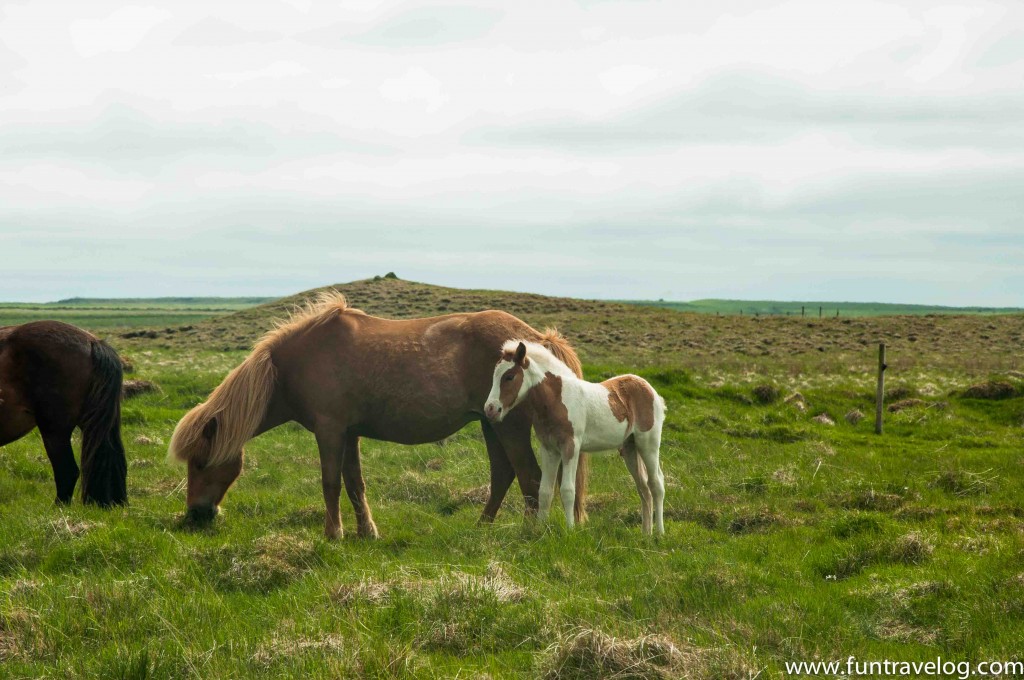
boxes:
[1,286,1023,678]
[621,299,1024,317]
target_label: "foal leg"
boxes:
[40,427,79,504]
[636,431,666,536]
[559,445,581,530]
[314,425,346,540]
[342,433,379,539]
[536,446,560,523]
[620,438,653,535]
[478,420,516,524]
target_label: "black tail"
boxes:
[80,339,128,506]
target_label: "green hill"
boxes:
[623,299,1024,317]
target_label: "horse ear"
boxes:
[202,416,218,441]
[514,342,527,365]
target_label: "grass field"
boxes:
[1,279,1023,678]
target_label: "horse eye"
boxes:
[503,374,514,382]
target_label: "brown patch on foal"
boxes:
[604,375,656,432]
[531,372,575,459]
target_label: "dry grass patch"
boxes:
[540,628,710,680]
[330,579,394,608]
[252,633,347,667]
[49,517,100,539]
[211,533,319,593]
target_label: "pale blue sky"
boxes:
[1,1,1022,304]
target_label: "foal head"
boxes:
[484,341,534,422]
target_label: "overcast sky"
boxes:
[1,1,1022,304]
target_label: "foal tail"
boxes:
[539,328,590,524]
[80,339,128,506]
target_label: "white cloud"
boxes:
[0,0,1022,304]
[69,6,171,58]
[599,65,661,95]
[209,60,309,87]
[379,66,447,113]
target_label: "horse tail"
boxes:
[79,339,128,506]
[169,348,276,467]
[539,327,589,524]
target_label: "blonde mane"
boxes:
[502,338,578,380]
[169,290,356,466]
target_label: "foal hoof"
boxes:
[324,525,343,541]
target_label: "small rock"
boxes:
[812,413,835,426]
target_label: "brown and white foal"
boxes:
[484,341,667,535]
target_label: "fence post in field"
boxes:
[819,306,823,318]
[802,306,805,317]
[875,343,887,435]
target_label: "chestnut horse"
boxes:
[169,292,588,538]
[0,321,128,506]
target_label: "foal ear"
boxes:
[514,342,527,365]
[202,416,219,441]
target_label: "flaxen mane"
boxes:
[169,290,355,466]
[537,328,582,379]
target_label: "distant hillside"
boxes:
[114,277,1024,375]
[624,299,1024,317]
[0,297,273,329]
[47,297,274,310]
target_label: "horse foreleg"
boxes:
[314,425,346,540]
[342,433,378,539]
[40,427,79,504]
[494,409,541,516]
[478,420,516,524]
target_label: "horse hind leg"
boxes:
[620,437,653,535]
[635,430,665,536]
[40,427,79,504]
[559,446,580,530]
[341,433,379,539]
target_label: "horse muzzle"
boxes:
[484,402,504,422]
[184,504,219,525]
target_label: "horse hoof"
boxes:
[357,524,379,539]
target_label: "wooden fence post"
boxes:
[875,343,887,435]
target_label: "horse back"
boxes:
[267,309,541,440]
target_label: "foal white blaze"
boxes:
[485,340,667,535]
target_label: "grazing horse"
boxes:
[168,291,588,538]
[485,340,667,535]
[0,321,128,506]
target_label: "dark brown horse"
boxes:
[0,321,127,505]
[169,292,588,538]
